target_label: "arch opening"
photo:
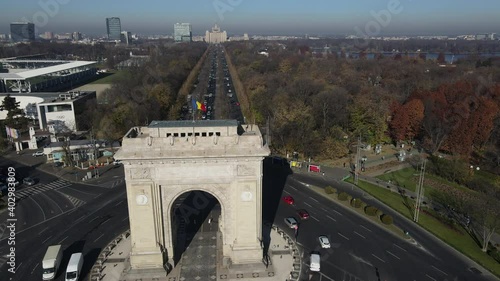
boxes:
[170,190,222,266]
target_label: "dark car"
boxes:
[23,177,36,186]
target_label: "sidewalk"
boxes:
[90,225,301,281]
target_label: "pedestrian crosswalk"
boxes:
[55,190,86,208]
[14,179,72,201]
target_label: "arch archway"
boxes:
[116,120,270,277]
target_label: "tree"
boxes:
[467,189,500,252]
[0,95,28,131]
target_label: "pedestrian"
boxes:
[343,162,346,168]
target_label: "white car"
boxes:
[318,235,331,248]
[284,217,298,228]
[32,151,45,157]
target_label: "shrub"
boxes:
[325,186,336,194]
[338,192,349,201]
[364,206,378,216]
[380,214,394,225]
[350,198,364,208]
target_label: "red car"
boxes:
[282,195,294,205]
[298,209,310,220]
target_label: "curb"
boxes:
[88,230,131,281]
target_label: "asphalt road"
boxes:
[0,157,128,281]
[273,171,499,281]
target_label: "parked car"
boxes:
[318,235,331,248]
[23,177,36,186]
[282,195,294,205]
[32,151,45,157]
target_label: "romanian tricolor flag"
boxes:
[196,101,207,112]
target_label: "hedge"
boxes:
[350,198,364,208]
[325,186,336,194]
[380,214,394,225]
[338,192,349,201]
[364,206,378,216]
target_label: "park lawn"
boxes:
[376,167,419,192]
[89,71,121,84]
[351,179,500,277]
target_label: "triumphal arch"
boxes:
[114,120,270,276]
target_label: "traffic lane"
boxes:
[2,191,128,281]
[298,174,496,281]
[57,183,103,202]
[281,179,455,279]
[288,173,495,281]
[276,198,449,281]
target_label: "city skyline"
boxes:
[0,0,499,36]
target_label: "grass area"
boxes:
[88,71,121,84]
[346,178,500,277]
[376,167,419,192]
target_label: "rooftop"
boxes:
[148,120,238,128]
[0,61,97,80]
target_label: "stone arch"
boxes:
[163,184,230,263]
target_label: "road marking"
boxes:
[338,232,349,240]
[31,262,39,274]
[39,192,64,214]
[431,265,448,276]
[310,216,319,222]
[310,198,319,203]
[122,216,129,222]
[371,254,386,263]
[304,202,312,207]
[66,186,97,196]
[42,235,52,244]
[332,209,342,216]
[318,272,336,281]
[289,186,297,191]
[386,250,401,260]
[59,236,68,244]
[353,231,366,239]
[322,208,329,212]
[393,244,407,252]
[326,215,336,222]
[29,196,47,221]
[93,233,105,243]
[101,217,111,224]
[114,200,123,207]
[425,274,437,281]
[16,262,23,274]
[38,227,49,235]
[360,225,372,232]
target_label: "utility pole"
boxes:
[414,159,427,222]
[354,136,361,185]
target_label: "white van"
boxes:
[65,253,84,281]
[310,253,320,272]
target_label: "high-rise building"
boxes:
[174,23,192,42]
[205,24,227,44]
[10,22,35,42]
[120,31,132,45]
[106,17,121,40]
[72,32,82,41]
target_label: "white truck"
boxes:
[65,253,84,281]
[310,253,321,272]
[43,245,63,280]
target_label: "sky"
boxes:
[0,0,499,36]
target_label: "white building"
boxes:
[205,24,227,44]
[37,91,96,133]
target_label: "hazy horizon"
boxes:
[1,0,499,36]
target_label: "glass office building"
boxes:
[174,23,192,42]
[10,22,35,42]
[106,17,122,40]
